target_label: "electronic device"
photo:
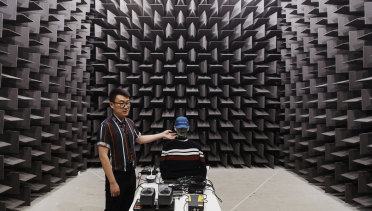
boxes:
[133,199,175,211]
[188,183,205,194]
[140,187,155,207]
[146,175,156,183]
[140,169,158,175]
[188,194,204,211]
[158,184,173,206]
[175,176,206,194]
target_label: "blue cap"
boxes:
[174,116,189,129]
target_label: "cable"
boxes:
[135,183,144,191]
[212,190,223,203]
[183,197,188,211]
[205,179,222,203]
[203,193,209,203]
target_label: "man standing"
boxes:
[97,88,176,211]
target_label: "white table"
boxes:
[129,174,222,211]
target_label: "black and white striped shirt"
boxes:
[160,139,206,180]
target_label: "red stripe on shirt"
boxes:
[123,125,131,162]
[161,155,200,161]
[126,120,137,161]
[104,126,110,146]
[107,122,119,170]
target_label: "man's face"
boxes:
[109,95,130,119]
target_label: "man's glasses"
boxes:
[113,101,131,108]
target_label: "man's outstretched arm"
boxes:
[136,130,177,144]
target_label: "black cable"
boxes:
[135,183,144,191]
[213,191,223,203]
[136,172,142,189]
[205,179,222,203]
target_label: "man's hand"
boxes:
[110,181,120,197]
[162,130,177,140]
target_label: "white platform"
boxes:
[129,174,221,211]
[20,167,358,211]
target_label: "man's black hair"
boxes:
[109,88,130,102]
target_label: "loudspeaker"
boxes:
[140,187,155,207]
[158,184,173,206]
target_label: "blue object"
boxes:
[174,116,189,129]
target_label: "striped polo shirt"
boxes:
[160,139,207,180]
[97,115,141,171]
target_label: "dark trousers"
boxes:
[105,168,136,211]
